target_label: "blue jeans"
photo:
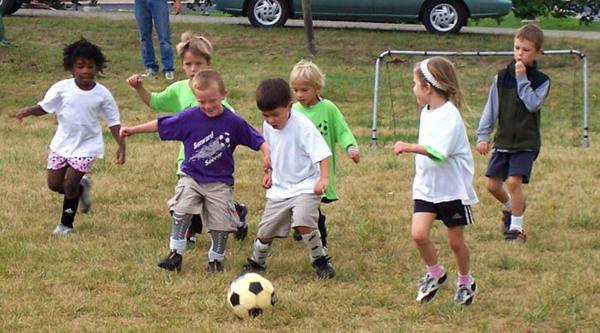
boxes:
[134,0,174,72]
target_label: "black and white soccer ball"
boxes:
[227,273,276,319]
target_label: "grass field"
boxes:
[1,16,599,332]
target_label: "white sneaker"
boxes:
[165,71,175,80]
[416,272,448,303]
[79,175,92,214]
[454,281,477,305]
[141,68,157,77]
[52,224,73,235]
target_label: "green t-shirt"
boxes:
[293,99,358,201]
[149,79,234,173]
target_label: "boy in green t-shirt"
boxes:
[289,59,360,249]
[126,31,249,245]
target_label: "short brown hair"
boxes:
[515,23,544,50]
[190,69,226,95]
[256,78,291,111]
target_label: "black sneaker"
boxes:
[312,256,335,279]
[292,229,303,241]
[157,251,182,272]
[235,202,249,240]
[207,260,224,273]
[505,229,527,242]
[501,209,511,235]
[241,258,266,274]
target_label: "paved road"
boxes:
[12,7,600,40]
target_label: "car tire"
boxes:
[0,0,21,16]
[246,0,289,27]
[422,0,467,34]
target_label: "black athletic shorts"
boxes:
[414,199,474,228]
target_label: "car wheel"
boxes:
[422,0,467,34]
[0,0,21,16]
[246,0,289,27]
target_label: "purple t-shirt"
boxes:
[158,107,265,186]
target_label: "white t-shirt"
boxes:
[263,110,332,200]
[413,101,478,205]
[38,78,120,158]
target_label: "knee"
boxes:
[448,238,467,253]
[47,180,63,194]
[412,230,429,245]
[506,176,523,192]
[485,178,502,194]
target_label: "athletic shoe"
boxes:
[505,229,527,242]
[52,223,73,235]
[312,256,335,279]
[185,229,197,245]
[234,202,249,240]
[454,281,477,306]
[501,209,511,235]
[165,71,175,80]
[141,68,157,77]
[157,251,182,272]
[207,260,224,273]
[416,272,448,303]
[79,175,92,214]
[292,229,302,241]
[241,258,266,274]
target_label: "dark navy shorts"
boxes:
[486,151,537,184]
[414,199,474,228]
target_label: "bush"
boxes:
[552,0,600,23]
[512,0,555,20]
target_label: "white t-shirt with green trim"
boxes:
[413,101,478,205]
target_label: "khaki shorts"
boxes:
[167,174,238,232]
[257,193,321,239]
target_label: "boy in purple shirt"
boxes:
[121,70,270,272]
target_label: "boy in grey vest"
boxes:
[476,23,550,242]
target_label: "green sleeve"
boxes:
[149,80,190,113]
[424,145,445,162]
[328,100,358,150]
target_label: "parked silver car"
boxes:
[214,0,512,33]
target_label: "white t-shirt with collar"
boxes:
[263,110,332,200]
[413,101,478,205]
[38,78,120,158]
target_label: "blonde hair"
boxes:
[515,23,544,50]
[289,59,325,89]
[190,69,226,95]
[176,31,213,63]
[414,56,467,111]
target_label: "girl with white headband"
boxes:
[392,56,478,306]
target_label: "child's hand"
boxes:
[393,141,411,155]
[476,141,491,155]
[262,173,272,189]
[314,179,328,196]
[116,145,126,165]
[263,154,272,172]
[119,127,133,138]
[515,61,526,76]
[126,74,143,88]
[15,107,30,121]
[347,149,360,163]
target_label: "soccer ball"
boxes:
[227,273,276,319]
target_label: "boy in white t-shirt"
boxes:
[16,38,126,235]
[242,78,335,279]
[393,57,478,305]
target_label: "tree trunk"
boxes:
[301,0,316,56]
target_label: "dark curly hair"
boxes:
[62,38,107,72]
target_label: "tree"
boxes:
[301,0,316,55]
[512,0,554,20]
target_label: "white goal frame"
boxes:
[370,49,590,148]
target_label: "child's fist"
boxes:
[393,141,410,155]
[347,147,360,163]
[126,74,143,88]
[476,141,490,155]
[515,61,526,76]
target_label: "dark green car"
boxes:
[214,0,512,33]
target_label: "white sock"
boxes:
[251,239,272,266]
[169,238,187,255]
[503,198,512,211]
[510,215,523,231]
[301,230,326,261]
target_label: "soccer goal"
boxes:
[370,49,590,149]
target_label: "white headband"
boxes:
[420,59,444,91]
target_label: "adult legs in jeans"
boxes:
[134,0,158,72]
[150,0,175,73]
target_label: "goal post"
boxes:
[370,49,590,149]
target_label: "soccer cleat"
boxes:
[292,229,303,241]
[501,209,511,235]
[165,71,175,80]
[241,258,266,274]
[207,260,224,273]
[79,175,92,214]
[157,251,182,272]
[141,68,157,77]
[312,255,335,279]
[505,229,527,242]
[416,272,448,303]
[234,202,249,240]
[454,281,477,306]
[52,223,73,235]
